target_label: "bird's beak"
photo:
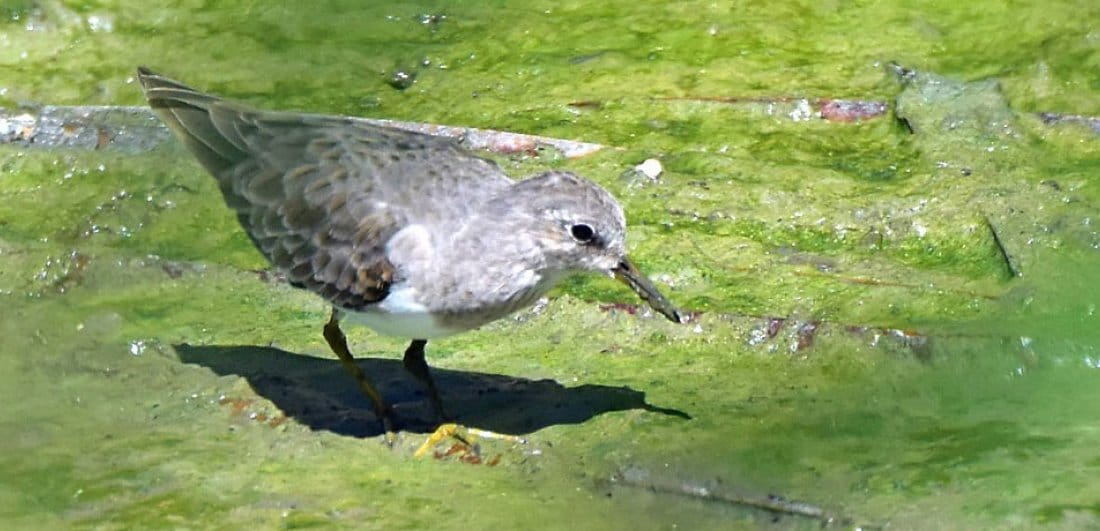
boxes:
[613,257,683,323]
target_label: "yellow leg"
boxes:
[322,309,396,445]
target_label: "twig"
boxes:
[984,215,1020,278]
[609,468,876,528]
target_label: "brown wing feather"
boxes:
[137,67,397,309]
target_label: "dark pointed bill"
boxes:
[613,258,683,323]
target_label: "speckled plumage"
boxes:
[138,67,680,436]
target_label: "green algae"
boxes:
[2,0,1100,529]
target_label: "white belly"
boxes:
[340,285,459,339]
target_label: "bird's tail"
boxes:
[136,66,250,175]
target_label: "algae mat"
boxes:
[2,1,1100,529]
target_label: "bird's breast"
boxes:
[341,284,459,339]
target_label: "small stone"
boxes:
[387,70,416,90]
[635,158,663,179]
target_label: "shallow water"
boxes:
[2,1,1099,529]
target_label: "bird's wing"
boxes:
[137,67,510,309]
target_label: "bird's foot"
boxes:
[413,423,527,462]
[380,411,398,447]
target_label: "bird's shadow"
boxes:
[174,343,690,437]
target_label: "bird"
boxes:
[136,67,682,444]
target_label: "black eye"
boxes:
[570,223,596,243]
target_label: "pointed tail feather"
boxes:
[136,67,250,174]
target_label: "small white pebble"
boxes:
[86,14,114,33]
[635,158,663,179]
[129,340,146,356]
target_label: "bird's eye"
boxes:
[570,223,596,243]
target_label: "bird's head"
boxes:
[499,171,682,323]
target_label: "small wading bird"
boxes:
[137,67,682,451]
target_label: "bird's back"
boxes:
[137,67,513,310]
